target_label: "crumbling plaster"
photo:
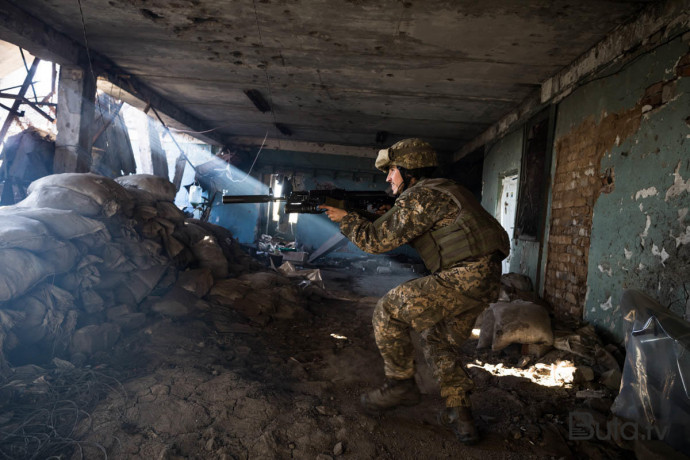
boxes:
[554,36,690,342]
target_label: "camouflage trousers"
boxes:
[372,254,501,408]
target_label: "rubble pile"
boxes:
[0,172,261,369]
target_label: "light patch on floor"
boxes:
[467,359,578,387]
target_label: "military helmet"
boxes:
[375,138,438,172]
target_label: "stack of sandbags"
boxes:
[0,173,255,367]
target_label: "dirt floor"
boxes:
[1,266,644,459]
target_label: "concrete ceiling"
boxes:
[2,0,656,158]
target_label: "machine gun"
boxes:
[222,189,394,214]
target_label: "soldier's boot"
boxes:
[439,406,479,445]
[360,378,421,413]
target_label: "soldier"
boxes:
[320,138,509,444]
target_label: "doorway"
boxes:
[499,174,518,274]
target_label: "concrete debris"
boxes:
[553,324,602,363]
[278,262,325,289]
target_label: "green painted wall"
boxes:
[554,36,690,342]
[482,130,522,215]
[482,128,540,285]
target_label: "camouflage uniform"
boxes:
[340,182,504,408]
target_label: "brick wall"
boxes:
[542,46,690,319]
[544,108,640,318]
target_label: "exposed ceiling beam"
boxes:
[0,0,233,149]
[227,136,379,158]
[0,0,80,65]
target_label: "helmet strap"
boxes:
[397,166,413,194]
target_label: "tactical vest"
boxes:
[408,178,510,273]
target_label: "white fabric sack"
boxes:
[490,301,554,351]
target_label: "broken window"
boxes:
[515,108,555,241]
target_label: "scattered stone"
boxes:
[584,397,613,414]
[522,343,553,359]
[600,368,622,391]
[576,389,607,399]
[150,286,199,317]
[177,268,214,297]
[333,441,344,456]
[574,366,595,382]
[315,405,338,416]
[52,357,75,370]
[634,438,689,460]
[71,323,120,355]
[516,356,531,368]
[111,312,146,330]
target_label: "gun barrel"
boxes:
[222,195,286,204]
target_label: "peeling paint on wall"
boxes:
[651,244,670,265]
[672,225,690,247]
[639,214,651,247]
[665,161,690,201]
[598,263,612,276]
[634,186,658,200]
[553,35,690,342]
[600,296,613,311]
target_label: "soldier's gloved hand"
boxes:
[319,205,348,223]
[375,204,392,215]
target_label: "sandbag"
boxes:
[189,219,263,272]
[121,184,158,207]
[476,308,495,349]
[490,301,554,351]
[116,174,176,202]
[156,201,186,223]
[17,185,105,216]
[0,207,107,241]
[113,264,169,305]
[177,268,214,297]
[173,221,209,246]
[0,249,52,302]
[24,173,133,217]
[0,216,64,252]
[70,323,120,355]
[191,236,228,279]
[42,241,79,274]
[10,285,75,345]
[501,273,533,291]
